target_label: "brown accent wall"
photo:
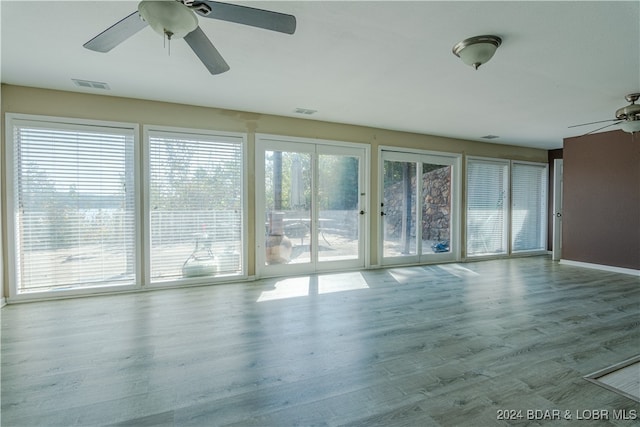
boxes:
[547,149,563,251]
[562,130,640,270]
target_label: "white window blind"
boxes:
[12,120,136,293]
[148,130,244,282]
[466,159,509,256]
[512,162,547,252]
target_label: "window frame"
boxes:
[5,115,249,301]
[378,146,462,266]
[255,133,371,278]
[465,156,511,259]
[5,113,141,301]
[142,125,248,288]
[465,156,548,259]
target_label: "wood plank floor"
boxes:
[2,256,639,426]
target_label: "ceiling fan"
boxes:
[83,0,296,75]
[569,93,640,135]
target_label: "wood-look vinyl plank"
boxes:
[209,378,427,427]
[433,394,503,426]
[2,256,639,426]
[107,410,176,427]
[337,401,438,427]
[3,389,178,427]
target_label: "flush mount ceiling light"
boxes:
[452,35,502,70]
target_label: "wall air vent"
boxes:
[481,135,500,139]
[72,79,111,90]
[294,108,317,115]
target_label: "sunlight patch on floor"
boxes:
[257,272,369,302]
[257,277,310,302]
[436,263,481,278]
[388,267,432,283]
[318,272,369,294]
[389,263,480,283]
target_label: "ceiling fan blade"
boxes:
[581,121,622,136]
[184,27,230,75]
[83,11,148,52]
[568,118,619,128]
[195,1,296,34]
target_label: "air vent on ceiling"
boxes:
[72,79,110,90]
[294,108,317,115]
[481,134,500,140]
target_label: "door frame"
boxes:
[378,146,462,266]
[255,134,370,278]
[552,158,563,261]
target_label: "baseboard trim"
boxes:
[560,259,640,277]
[1,297,6,308]
[5,275,259,304]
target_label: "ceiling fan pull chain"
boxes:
[164,30,174,56]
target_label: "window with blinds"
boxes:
[511,162,547,252]
[11,119,136,293]
[147,129,244,282]
[466,158,509,256]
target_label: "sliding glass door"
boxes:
[380,150,460,265]
[317,147,364,263]
[257,136,368,277]
[263,144,313,268]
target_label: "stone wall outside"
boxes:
[383,166,451,241]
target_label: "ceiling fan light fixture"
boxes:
[616,93,640,133]
[84,1,296,75]
[452,35,502,70]
[620,119,640,134]
[138,0,198,39]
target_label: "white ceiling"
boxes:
[2,1,639,150]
